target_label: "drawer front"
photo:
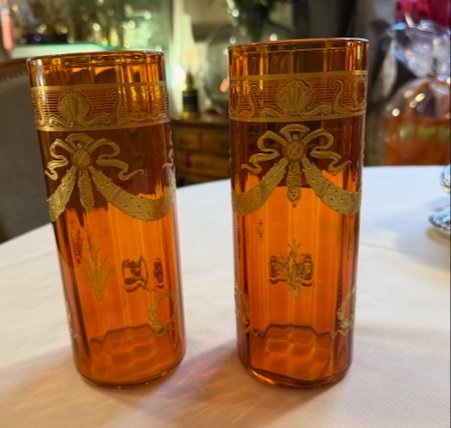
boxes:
[179,153,229,178]
[173,128,201,151]
[175,170,213,184]
[201,129,230,156]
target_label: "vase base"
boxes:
[78,357,184,389]
[244,365,349,389]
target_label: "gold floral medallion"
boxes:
[269,240,313,296]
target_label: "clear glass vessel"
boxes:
[382,20,450,165]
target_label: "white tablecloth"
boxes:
[0,166,449,428]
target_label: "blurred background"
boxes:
[0,0,450,166]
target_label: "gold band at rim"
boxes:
[27,50,164,68]
[229,70,367,123]
[30,81,167,91]
[30,82,169,132]
[229,70,367,81]
[228,37,368,54]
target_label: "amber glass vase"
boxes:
[229,39,368,387]
[27,51,185,387]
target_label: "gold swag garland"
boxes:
[32,83,176,222]
[45,132,175,222]
[232,124,361,215]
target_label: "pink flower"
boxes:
[397,0,450,27]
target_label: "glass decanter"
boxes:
[382,19,450,165]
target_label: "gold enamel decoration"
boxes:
[64,302,78,340]
[122,256,165,292]
[148,290,177,336]
[269,240,313,296]
[31,83,169,132]
[45,133,175,221]
[120,254,177,337]
[234,283,250,333]
[122,256,149,291]
[229,71,367,122]
[330,286,356,339]
[80,233,115,300]
[232,124,361,215]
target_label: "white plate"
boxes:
[429,207,451,239]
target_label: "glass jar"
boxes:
[383,76,450,165]
[381,19,450,165]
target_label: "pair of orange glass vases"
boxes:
[27,38,368,388]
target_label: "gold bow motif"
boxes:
[45,132,175,221]
[233,124,360,215]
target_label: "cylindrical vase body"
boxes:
[229,38,368,387]
[27,51,185,387]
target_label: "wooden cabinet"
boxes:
[171,114,230,185]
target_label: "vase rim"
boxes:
[228,37,368,54]
[27,50,164,68]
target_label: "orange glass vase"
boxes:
[27,51,185,387]
[229,38,368,387]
